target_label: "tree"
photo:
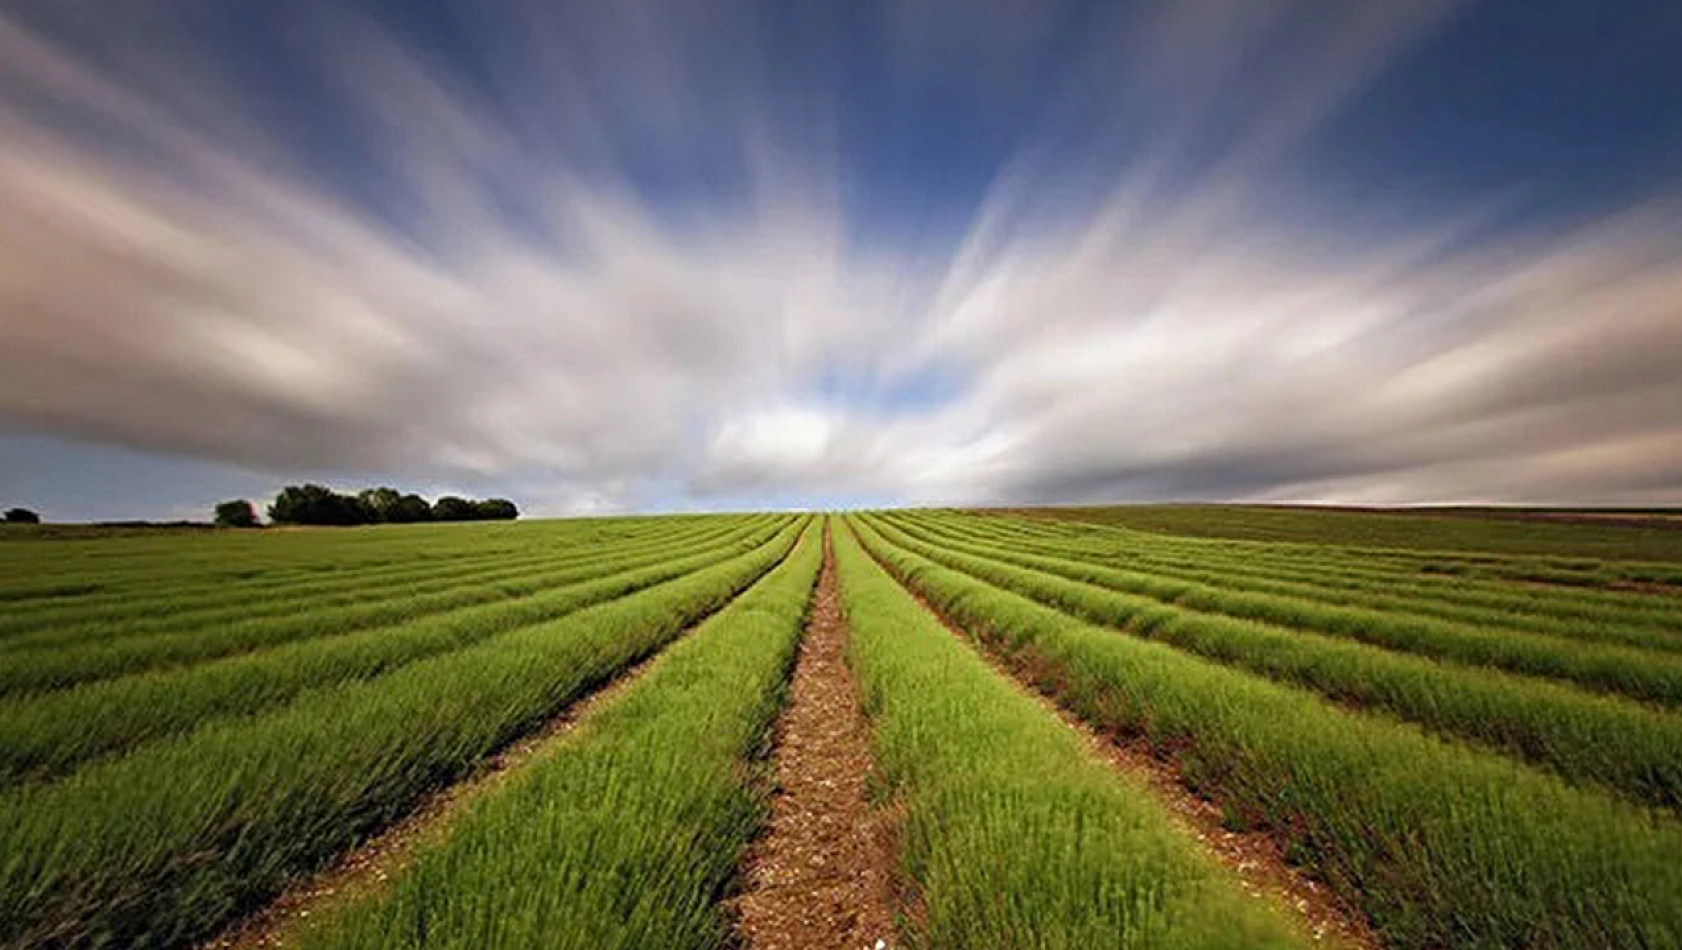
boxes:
[3,508,40,524]
[357,487,402,523]
[387,493,433,523]
[430,496,477,522]
[474,498,519,521]
[268,484,368,526]
[213,499,259,528]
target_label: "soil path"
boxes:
[867,539,1381,950]
[205,631,706,948]
[733,528,900,950]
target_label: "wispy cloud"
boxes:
[0,0,1678,514]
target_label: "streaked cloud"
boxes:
[0,0,1678,516]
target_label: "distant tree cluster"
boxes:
[227,485,518,527]
[3,507,40,524]
[213,500,259,528]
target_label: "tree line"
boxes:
[214,486,518,527]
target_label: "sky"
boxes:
[1,0,1680,520]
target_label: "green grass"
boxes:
[0,519,786,700]
[900,516,1682,701]
[942,512,1682,638]
[0,519,791,788]
[1011,504,1682,564]
[0,515,760,642]
[870,513,1682,810]
[304,521,825,950]
[7,507,1681,949]
[0,519,805,950]
[853,517,1682,949]
[834,520,1308,949]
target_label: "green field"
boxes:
[1,507,1679,949]
[1009,503,1682,563]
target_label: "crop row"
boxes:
[893,514,1682,703]
[867,514,1682,810]
[0,519,794,788]
[0,515,729,611]
[932,512,1682,643]
[303,520,826,949]
[0,515,766,643]
[1010,504,1682,579]
[0,517,789,699]
[853,517,1682,949]
[0,518,805,949]
[833,521,1310,948]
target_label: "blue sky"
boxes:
[1,0,1680,520]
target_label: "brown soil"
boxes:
[873,552,1381,950]
[732,530,900,950]
[203,647,681,949]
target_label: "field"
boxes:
[1,508,1680,949]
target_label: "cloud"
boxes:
[0,0,1678,514]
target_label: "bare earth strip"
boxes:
[875,552,1382,950]
[733,530,901,950]
[204,640,693,949]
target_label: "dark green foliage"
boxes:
[355,488,402,522]
[4,508,40,524]
[267,484,370,526]
[212,500,259,529]
[387,493,433,523]
[430,496,477,521]
[266,486,515,526]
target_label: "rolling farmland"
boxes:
[1,509,1680,949]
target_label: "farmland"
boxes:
[1,508,1679,948]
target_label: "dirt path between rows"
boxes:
[732,529,900,950]
[868,544,1381,950]
[204,639,697,949]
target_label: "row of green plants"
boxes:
[0,514,750,640]
[869,515,1682,810]
[0,518,805,950]
[1078,548,1682,652]
[935,513,1682,642]
[0,519,792,788]
[853,518,1682,949]
[0,514,766,650]
[1022,504,1682,571]
[912,511,1682,650]
[895,514,1682,704]
[0,519,786,699]
[0,514,713,602]
[834,522,1310,949]
[1088,536,1682,640]
[303,522,826,950]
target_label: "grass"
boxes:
[303,521,826,950]
[0,515,762,642]
[0,519,804,950]
[854,517,1682,949]
[893,515,1682,703]
[834,520,1309,949]
[0,518,788,699]
[0,519,792,788]
[6,507,1681,949]
[869,514,1682,810]
[939,512,1682,640]
[1014,503,1682,563]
